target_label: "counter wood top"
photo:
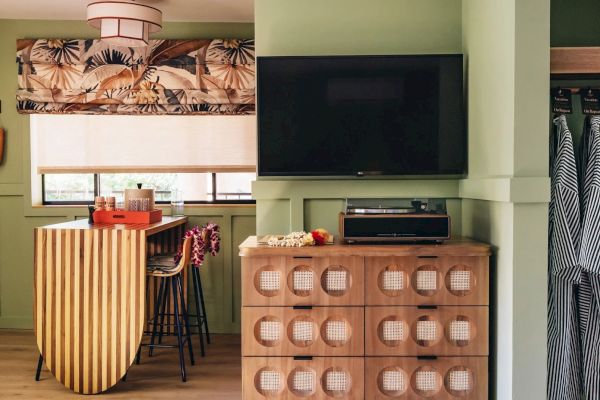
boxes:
[239,236,491,257]
[35,216,187,236]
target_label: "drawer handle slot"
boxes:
[417,305,438,309]
[417,355,438,360]
[293,356,313,361]
[293,305,313,310]
[418,255,438,259]
[293,256,313,259]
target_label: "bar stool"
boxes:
[144,236,195,382]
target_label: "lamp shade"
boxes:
[87,1,162,47]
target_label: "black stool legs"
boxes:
[35,354,43,381]
[146,274,194,383]
[192,267,211,356]
[176,274,195,367]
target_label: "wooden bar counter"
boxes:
[34,216,187,394]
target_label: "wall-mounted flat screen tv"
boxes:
[257,54,466,177]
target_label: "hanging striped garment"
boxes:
[578,115,600,399]
[548,115,584,400]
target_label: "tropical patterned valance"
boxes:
[16,39,255,115]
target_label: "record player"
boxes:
[339,198,451,243]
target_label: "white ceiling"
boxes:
[0,0,254,23]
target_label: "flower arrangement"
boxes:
[174,223,221,266]
[267,228,331,247]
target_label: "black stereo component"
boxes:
[339,198,451,243]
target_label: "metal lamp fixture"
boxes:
[87,0,162,47]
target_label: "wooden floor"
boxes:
[0,329,242,399]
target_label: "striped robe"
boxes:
[578,115,600,399]
[548,115,583,400]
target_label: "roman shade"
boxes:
[16,39,255,115]
[31,114,256,173]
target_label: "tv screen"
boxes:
[257,55,466,177]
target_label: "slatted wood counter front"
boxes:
[34,216,187,394]
[239,236,490,399]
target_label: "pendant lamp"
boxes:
[87,1,162,47]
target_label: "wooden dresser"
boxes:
[239,236,490,399]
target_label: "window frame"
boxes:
[41,172,255,206]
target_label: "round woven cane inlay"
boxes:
[287,316,317,347]
[411,316,442,347]
[254,266,282,297]
[411,366,442,397]
[445,315,475,347]
[321,265,351,297]
[412,266,440,296]
[321,367,352,396]
[254,316,282,347]
[377,264,408,297]
[255,367,284,397]
[288,367,317,397]
[321,317,351,347]
[377,366,408,397]
[444,366,474,397]
[377,316,409,347]
[445,265,475,296]
[288,265,314,297]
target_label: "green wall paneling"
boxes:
[255,1,551,399]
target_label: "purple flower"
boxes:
[174,223,221,267]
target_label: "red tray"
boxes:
[93,209,162,224]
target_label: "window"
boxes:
[31,114,256,205]
[41,172,254,205]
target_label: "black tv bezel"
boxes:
[256,54,467,178]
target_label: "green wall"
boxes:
[255,1,551,399]
[551,0,600,46]
[0,19,256,333]
[254,0,464,236]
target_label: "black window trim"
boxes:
[42,172,256,206]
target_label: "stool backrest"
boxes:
[166,235,192,276]
[179,235,193,269]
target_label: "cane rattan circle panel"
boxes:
[377,264,408,297]
[288,265,314,297]
[411,366,442,397]
[288,367,317,397]
[321,265,352,297]
[444,366,474,397]
[377,366,408,397]
[321,367,352,397]
[255,367,284,397]
[254,266,282,297]
[411,315,443,347]
[445,315,476,347]
[411,265,441,297]
[320,317,352,347]
[377,316,409,347]
[445,265,476,297]
[254,316,283,347]
[287,316,318,348]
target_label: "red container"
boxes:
[93,209,162,224]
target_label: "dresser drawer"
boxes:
[243,357,364,400]
[365,357,487,399]
[365,256,489,306]
[366,306,488,356]
[243,306,364,356]
[242,256,364,306]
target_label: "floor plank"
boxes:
[0,329,242,399]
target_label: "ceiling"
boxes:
[0,0,254,23]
